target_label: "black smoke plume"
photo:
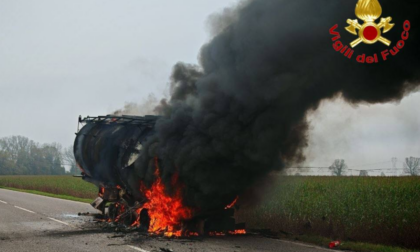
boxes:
[135,0,420,211]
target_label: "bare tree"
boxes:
[63,146,79,175]
[403,157,420,176]
[0,135,34,162]
[359,170,369,177]
[42,142,64,175]
[329,159,347,176]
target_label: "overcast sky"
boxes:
[0,0,237,145]
[302,92,420,176]
[0,0,419,174]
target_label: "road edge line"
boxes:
[47,217,73,227]
[127,245,150,252]
[14,205,35,214]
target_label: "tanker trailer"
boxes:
[74,114,159,225]
[74,114,244,235]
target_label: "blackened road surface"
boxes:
[0,189,339,252]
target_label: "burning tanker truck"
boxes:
[74,115,245,237]
[72,0,420,239]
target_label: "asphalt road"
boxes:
[0,188,338,252]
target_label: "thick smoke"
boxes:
[113,94,159,116]
[135,0,420,211]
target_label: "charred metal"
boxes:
[74,115,246,237]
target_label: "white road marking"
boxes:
[127,245,150,252]
[0,200,7,204]
[14,206,35,214]
[47,217,71,226]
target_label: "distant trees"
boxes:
[403,157,420,176]
[0,136,66,175]
[63,145,79,175]
[329,159,347,176]
[359,170,369,176]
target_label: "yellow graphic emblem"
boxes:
[346,0,394,48]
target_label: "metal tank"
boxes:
[73,115,159,199]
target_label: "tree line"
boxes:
[292,157,420,176]
[328,157,420,176]
[0,135,78,175]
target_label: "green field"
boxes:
[0,175,97,202]
[236,176,420,250]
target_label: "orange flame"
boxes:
[225,196,239,209]
[128,158,246,237]
[133,157,193,237]
[229,229,246,235]
[98,187,105,197]
[209,231,226,236]
[113,202,126,222]
[209,229,247,236]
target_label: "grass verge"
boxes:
[0,186,92,203]
[292,235,420,252]
[0,175,97,199]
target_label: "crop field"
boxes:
[0,175,97,200]
[236,176,420,249]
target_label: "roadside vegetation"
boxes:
[295,235,420,252]
[236,176,420,250]
[0,175,97,201]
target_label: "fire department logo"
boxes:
[345,0,394,48]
